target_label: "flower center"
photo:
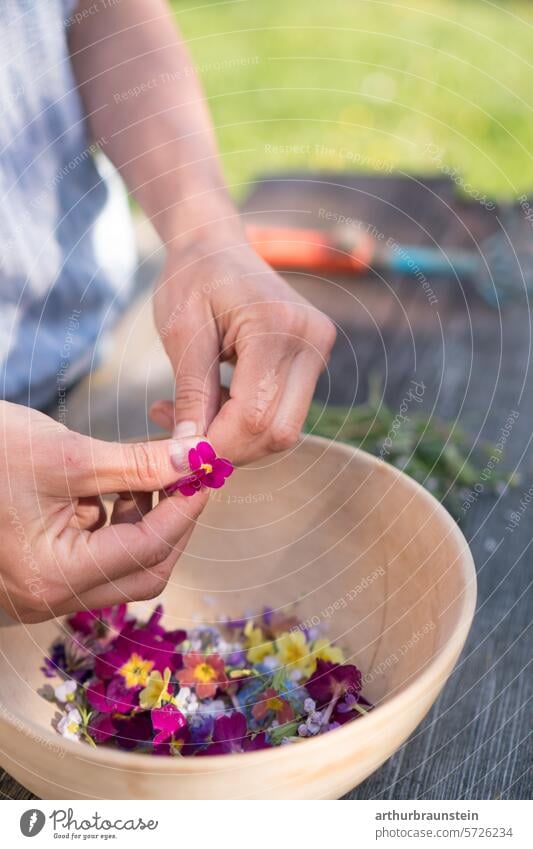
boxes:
[119,653,155,688]
[199,462,213,474]
[266,696,284,713]
[193,662,216,683]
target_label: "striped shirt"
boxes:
[0,0,136,409]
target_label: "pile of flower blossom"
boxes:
[41,604,371,755]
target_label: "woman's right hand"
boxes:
[0,402,207,622]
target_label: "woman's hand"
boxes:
[0,403,207,623]
[151,233,336,467]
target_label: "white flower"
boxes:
[54,679,77,703]
[298,708,324,737]
[174,687,199,715]
[58,707,82,742]
[198,698,225,717]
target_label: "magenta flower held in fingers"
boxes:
[166,441,233,497]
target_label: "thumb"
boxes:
[163,311,221,463]
[63,434,198,497]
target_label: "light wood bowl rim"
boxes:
[0,436,477,773]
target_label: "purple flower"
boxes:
[200,712,270,756]
[41,642,67,678]
[262,606,274,626]
[85,678,138,714]
[67,605,127,639]
[225,616,248,630]
[113,712,154,750]
[227,650,247,667]
[306,660,362,705]
[166,441,233,497]
[87,713,115,744]
[42,635,94,683]
[189,713,214,745]
[334,692,373,724]
[143,605,186,644]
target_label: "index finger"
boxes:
[207,333,295,464]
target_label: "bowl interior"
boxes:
[0,436,474,744]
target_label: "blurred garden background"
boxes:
[170,0,532,200]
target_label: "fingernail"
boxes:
[173,420,198,439]
[169,422,201,472]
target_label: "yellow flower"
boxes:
[311,638,344,672]
[275,631,314,677]
[244,620,274,664]
[119,653,155,689]
[139,667,172,709]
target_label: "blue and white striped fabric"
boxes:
[0,0,136,409]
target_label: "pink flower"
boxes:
[166,441,233,497]
[151,703,187,746]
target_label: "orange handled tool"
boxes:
[245,223,479,281]
[245,224,376,273]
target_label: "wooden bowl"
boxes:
[0,436,476,799]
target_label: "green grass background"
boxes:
[170,0,533,199]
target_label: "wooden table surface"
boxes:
[2,173,531,799]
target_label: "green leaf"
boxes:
[269,720,300,745]
[272,667,289,694]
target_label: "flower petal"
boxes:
[152,703,186,735]
[197,741,229,756]
[188,447,201,471]
[203,472,225,489]
[243,731,271,751]
[88,713,115,743]
[146,605,163,631]
[166,473,204,497]
[214,458,234,478]
[85,681,110,713]
[196,681,217,699]
[178,479,202,497]
[213,711,247,744]
[113,712,153,750]
[94,648,127,681]
[196,441,216,464]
